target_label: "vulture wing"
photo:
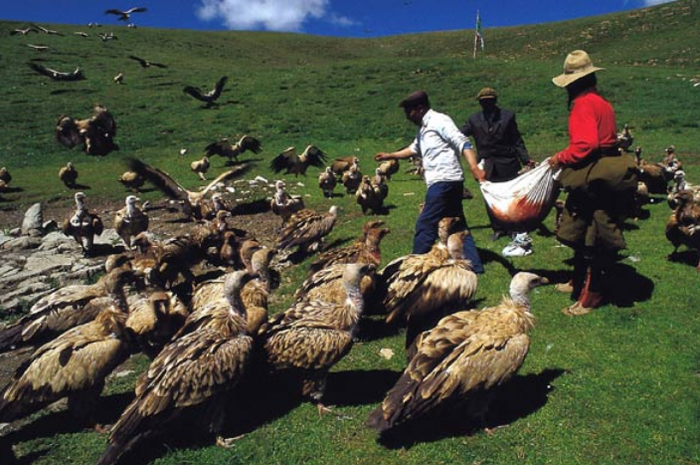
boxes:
[183,85,206,101]
[126,7,148,14]
[203,139,231,158]
[55,115,82,148]
[303,145,328,168]
[127,157,189,204]
[270,147,298,173]
[199,162,252,197]
[238,135,262,154]
[210,76,228,100]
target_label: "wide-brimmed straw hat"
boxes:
[552,50,604,88]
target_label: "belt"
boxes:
[599,146,620,157]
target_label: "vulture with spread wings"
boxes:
[28,63,85,81]
[105,7,148,21]
[270,145,327,176]
[183,76,228,108]
[204,135,262,164]
[128,55,167,69]
[126,157,250,220]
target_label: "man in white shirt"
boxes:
[375,90,485,273]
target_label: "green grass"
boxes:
[2,0,700,464]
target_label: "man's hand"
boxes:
[547,155,561,170]
[374,153,391,162]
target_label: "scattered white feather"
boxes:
[379,348,395,360]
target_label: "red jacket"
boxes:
[555,89,618,166]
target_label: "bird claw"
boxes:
[316,403,334,417]
[94,423,112,434]
[216,434,244,448]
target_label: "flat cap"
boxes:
[399,90,430,109]
[476,87,498,100]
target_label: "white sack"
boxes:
[479,163,561,233]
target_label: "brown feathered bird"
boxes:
[635,146,674,195]
[341,159,362,194]
[126,157,250,220]
[365,272,548,435]
[105,7,148,21]
[318,166,337,198]
[0,167,11,185]
[356,175,384,214]
[55,105,118,156]
[330,155,358,176]
[294,262,378,306]
[204,135,262,165]
[260,263,375,414]
[270,145,327,176]
[114,195,149,249]
[118,170,145,192]
[0,267,139,354]
[183,76,228,108]
[125,290,189,359]
[190,156,210,181]
[28,62,85,81]
[270,180,305,224]
[377,158,399,180]
[307,220,389,278]
[61,191,104,255]
[381,231,479,359]
[57,162,79,188]
[0,290,137,426]
[95,271,255,465]
[128,54,167,69]
[666,190,700,270]
[276,205,339,255]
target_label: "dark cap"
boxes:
[399,90,430,109]
[476,87,498,100]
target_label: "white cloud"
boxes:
[196,0,355,32]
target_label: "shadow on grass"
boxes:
[325,369,402,407]
[666,250,699,270]
[375,368,567,448]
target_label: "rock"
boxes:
[0,236,42,251]
[20,203,43,236]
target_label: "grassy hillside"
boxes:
[1,1,700,465]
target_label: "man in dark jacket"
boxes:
[461,87,536,250]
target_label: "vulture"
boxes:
[341,159,362,194]
[10,27,37,35]
[30,23,64,35]
[0,267,139,354]
[365,272,548,435]
[125,290,189,359]
[318,166,337,198]
[114,195,149,249]
[105,7,148,21]
[372,168,389,201]
[260,263,375,414]
[270,180,305,224]
[204,135,263,165]
[307,220,389,278]
[113,72,124,84]
[191,247,276,335]
[377,158,399,179]
[190,156,210,181]
[58,161,78,188]
[28,62,85,81]
[25,44,50,51]
[666,190,700,270]
[381,231,479,359]
[276,205,339,256]
[635,146,674,195]
[0,290,136,426]
[128,55,167,69]
[330,156,358,176]
[95,271,255,465]
[0,167,12,185]
[118,170,145,192]
[98,32,117,41]
[61,191,104,255]
[356,175,384,215]
[294,262,378,306]
[55,104,118,156]
[126,157,250,220]
[183,76,228,108]
[270,145,327,176]
[617,123,633,152]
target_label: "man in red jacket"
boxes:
[548,50,638,316]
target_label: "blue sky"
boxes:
[2,0,676,37]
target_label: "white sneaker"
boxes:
[502,243,533,257]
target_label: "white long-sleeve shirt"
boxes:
[408,109,472,187]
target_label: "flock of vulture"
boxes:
[3,11,700,465]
